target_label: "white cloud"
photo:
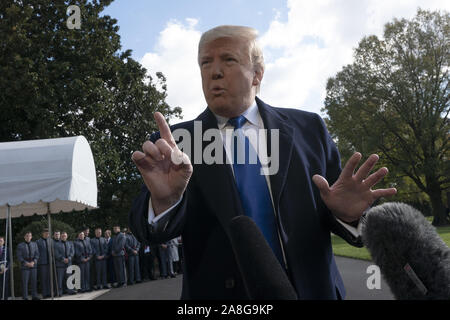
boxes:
[259,0,450,116]
[140,19,203,123]
[141,1,450,123]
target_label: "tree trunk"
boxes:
[428,188,450,226]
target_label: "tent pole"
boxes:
[47,204,55,300]
[2,206,8,300]
[7,205,14,300]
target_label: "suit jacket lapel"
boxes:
[194,108,245,228]
[256,97,294,215]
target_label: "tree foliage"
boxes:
[16,218,75,247]
[0,0,182,234]
[324,9,449,225]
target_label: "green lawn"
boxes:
[332,221,450,261]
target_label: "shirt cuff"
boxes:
[335,217,363,238]
[148,196,183,224]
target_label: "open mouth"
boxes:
[211,87,225,95]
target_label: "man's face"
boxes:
[95,229,102,237]
[42,232,49,239]
[78,232,85,240]
[24,233,32,242]
[54,232,60,240]
[0,238,4,246]
[199,37,262,118]
[84,229,89,236]
[105,230,111,238]
[113,227,120,234]
[61,233,68,241]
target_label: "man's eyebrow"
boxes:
[200,55,212,61]
[220,52,237,58]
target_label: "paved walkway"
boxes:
[93,256,394,300]
[95,277,182,300]
[335,256,394,300]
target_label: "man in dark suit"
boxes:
[0,236,10,300]
[91,228,110,290]
[125,229,141,285]
[129,25,397,299]
[16,232,40,300]
[140,243,156,281]
[54,231,75,296]
[111,226,127,288]
[104,229,116,286]
[74,231,92,293]
[36,229,51,298]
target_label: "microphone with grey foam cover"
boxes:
[362,202,450,299]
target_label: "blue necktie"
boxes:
[228,115,285,267]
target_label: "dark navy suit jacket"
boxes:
[129,97,363,299]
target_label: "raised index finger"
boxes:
[154,112,176,147]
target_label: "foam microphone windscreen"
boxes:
[228,215,297,300]
[362,202,450,299]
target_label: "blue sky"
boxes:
[101,0,449,123]
[102,0,288,60]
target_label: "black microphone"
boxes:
[362,202,450,299]
[228,215,298,300]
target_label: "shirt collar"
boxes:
[213,100,261,129]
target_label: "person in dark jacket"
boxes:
[125,229,141,285]
[91,228,110,289]
[36,229,51,298]
[104,229,116,286]
[54,231,75,296]
[74,231,92,293]
[16,232,40,300]
[139,243,156,281]
[128,25,397,299]
[0,236,10,300]
[111,226,127,287]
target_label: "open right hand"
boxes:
[132,112,193,215]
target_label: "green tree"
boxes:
[0,0,181,229]
[324,9,450,225]
[16,218,75,247]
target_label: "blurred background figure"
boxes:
[74,231,92,293]
[111,226,127,287]
[36,229,51,298]
[91,228,109,290]
[0,236,10,300]
[54,231,75,296]
[125,229,141,285]
[105,229,116,287]
[16,232,40,300]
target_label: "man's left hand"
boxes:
[312,152,397,223]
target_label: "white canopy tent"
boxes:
[0,136,97,299]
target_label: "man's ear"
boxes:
[252,67,264,86]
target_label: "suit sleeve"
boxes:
[128,130,188,246]
[316,115,364,248]
[69,243,74,261]
[16,245,25,264]
[54,244,63,262]
[135,239,140,252]
[125,236,132,252]
[74,242,80,260]
[33,243,40,264]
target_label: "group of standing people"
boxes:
[0,225,182,300]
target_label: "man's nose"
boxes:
[211,62,224,80]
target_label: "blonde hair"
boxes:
[198,25,265,93]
